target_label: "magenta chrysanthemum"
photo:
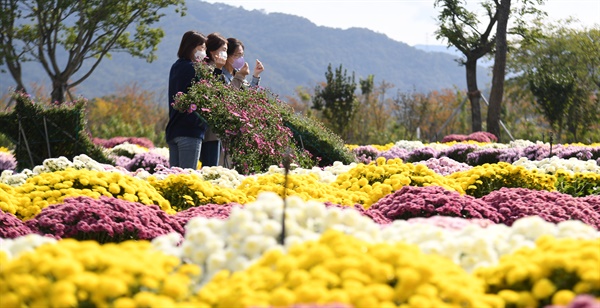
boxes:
[26,196,183,243]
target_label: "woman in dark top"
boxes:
[165,30,209,169]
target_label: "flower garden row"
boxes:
[1,139,599,308]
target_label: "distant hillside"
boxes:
[0,1,491,102]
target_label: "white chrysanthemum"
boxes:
[556,220,600,239]
[379,215,599,272]
[2,155,112,186]
[152,192,375,285]
[394,140,425,151]
[149,147,170,160]
[509,139,537,148]
[0,170,29,186]
[198,166,245,188]
[150,232,183,258]
[425,142,451,151]
[109,142,147,157]
[478,142,510,149]
[0,234,57,260]
[513,156,600,175]
[261,161,357,184]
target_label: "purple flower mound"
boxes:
[406,216,496,230]
[324,202,393,225]
[441,131,498,143]
[467,148,505,166]
[380,147,410,161]
[92,137,109,147]
[522,144,552,161]
[352,145,382,164]
[481,188,600,229]
[0,151,17,172]
[369,186,503,223]
[174,203,238,228]
[439,143,478,164]
[418,157,472,176]
[580,195,600,213]
[467,131,498,142]
[126,152,169,173]
[25,196,183,243]
[114,155,132,169]
[406,147,439,163]
[441,134,468,143]
[0,210,34,238]
[496,147,524,164]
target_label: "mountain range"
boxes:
[0,0,492,103]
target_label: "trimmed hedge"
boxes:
[0,93,112,170]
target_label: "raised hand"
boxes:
[253,59,264,77]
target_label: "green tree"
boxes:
[434,0,544,138]
[507,20,600,142]
[0,0,26,94]
[312,64,358,141]
[0,0,185,103]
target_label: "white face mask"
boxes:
[195,50,206,61]
[219,50,228,60]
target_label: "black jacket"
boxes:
[165,58,207,142]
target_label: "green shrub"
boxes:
[0,92,112,170]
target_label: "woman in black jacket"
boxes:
[165,30,210,169]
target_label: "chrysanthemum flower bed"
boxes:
[1,140,599,307]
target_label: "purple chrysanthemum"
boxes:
[26,196,183,243]
[0,151,17,172]
[481,188,600,229]
[0,210,34,238]
[369,186,503,222]
[174,203,239,228]
[126,152,169,173]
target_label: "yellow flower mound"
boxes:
[332,157,464,207]
[448,162,557,198]
[237,173,361,206]
[0,239,202,308]
[195,230,503,308]
[148,174,251,212]
[475,236,600,308]
[13,168,171,220]
[0,182,18,215]
[345,143,396,151]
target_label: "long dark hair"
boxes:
[206,32,227,63]
[177,30,206,60]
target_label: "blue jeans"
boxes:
[200,140,221,167]
[168,136,202,169]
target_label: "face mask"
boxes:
[195,50,206,61]
[219,50,228,60]
[232,56,245,70]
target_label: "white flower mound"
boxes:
[152,192,378,284]
[0,154,108,186]
[264,161,358,184]
[151,192,600,285]
[108,142,148,157]
[380,216,598,272]
[0,234,57,260]
[513,156,600,175]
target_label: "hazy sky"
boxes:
[203,0,600,46]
